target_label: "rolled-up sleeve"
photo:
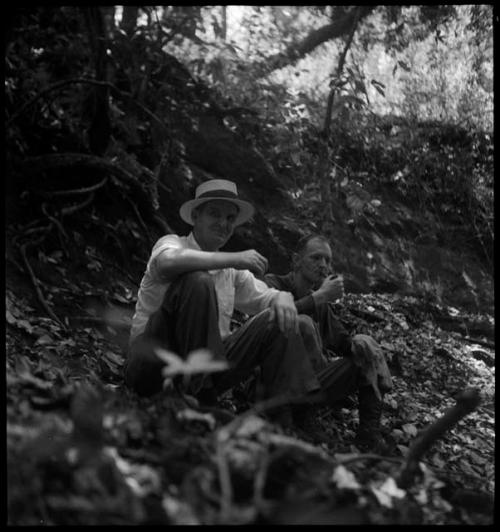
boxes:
[149,235,183,281]
[234,270,283,316]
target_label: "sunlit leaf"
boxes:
[402,423,418,437]
[370,477,406,508]
[156,347,229,378]
[332,464,361,490]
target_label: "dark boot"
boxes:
[355,385,387,452]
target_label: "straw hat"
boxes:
[179,179,254,226]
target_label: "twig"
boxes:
[265,433,332,462]
[253,452,271,510]
[397,388,481,489]
[215,437,233,523]
[48,176,108,197]
[336,453,403,466]
[41,203,69,257]
[19,241,66,329]
[41,204,68,239]
[18,223,51,236]
[125,196,152,246]
[60,193,95,216]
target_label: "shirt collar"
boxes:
[187,232,201,250]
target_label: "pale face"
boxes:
[294,237,333,288]
[192,200,239,251]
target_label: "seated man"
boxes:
[124,179,388,450]
[125,179,319,407]
[264,233,393,448]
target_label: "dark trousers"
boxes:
[302,299,393,400]
[313,301,353,358]
[125,271,334,401]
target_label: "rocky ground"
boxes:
[6,244,494,525]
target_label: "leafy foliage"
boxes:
[5,6,494,525]
[6,266,494,524]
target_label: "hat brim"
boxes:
[179,197,255,226]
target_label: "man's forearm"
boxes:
[157,248,239,278]
[295,294,316,315]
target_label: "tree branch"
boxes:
[323,7,361,136]
[397,388,481,489]
[255,6,375,75]
[46,176,109,197]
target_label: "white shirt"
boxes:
[129,232,283,342]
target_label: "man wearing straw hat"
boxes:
[124,179,388,450]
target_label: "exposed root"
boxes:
[19,238,65,329]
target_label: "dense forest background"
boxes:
[6,5,494,526]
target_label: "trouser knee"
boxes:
[179,270,214,292]
[298,314,317,338]
[167,270,216,305]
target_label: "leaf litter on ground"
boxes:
[6,282,494,525]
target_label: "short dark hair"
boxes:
[295,233,331,255]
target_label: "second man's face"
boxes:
[296,238,333,287]
[192,200,239,251]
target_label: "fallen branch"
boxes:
[397,388,481,489]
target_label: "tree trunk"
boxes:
[121,6,139,36]
[319,7,361,227]
[81,7,111,156]
[221,6,227,41]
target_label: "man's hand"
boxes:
[234,249,269,276]
[313,274,344,305]
[269,291,299,335]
